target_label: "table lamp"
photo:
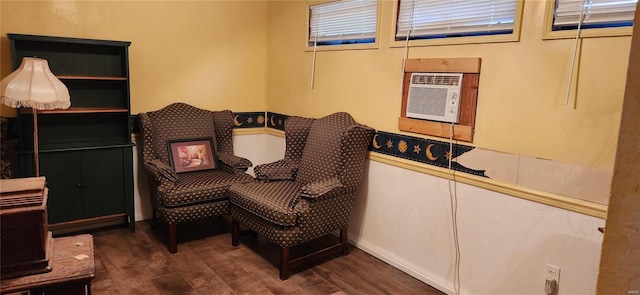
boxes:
[0,57,70,176]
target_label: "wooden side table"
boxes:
[1,234,95,295]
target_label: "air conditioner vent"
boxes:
[411,74,461,86]
[406,72,463,123]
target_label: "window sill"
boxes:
[304,41,379,52]
[389,33,520,48]
[542,27,634,40]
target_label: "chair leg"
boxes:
[280,247,290,281]
[168,223,177,254]
[150,209,157,229]
[231,219,240,246]
[340,227,349,256]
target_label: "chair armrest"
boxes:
[254,159,299,181]
[144,159,178,183]
[217,152,253,170]
[300,177,345,199]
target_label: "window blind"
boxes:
[309,0,378,45]
[553,0,637,30]
[396,0,518,40]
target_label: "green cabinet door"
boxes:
[80,148,125,218]
[39,148,127,224]
[39,152,84,223]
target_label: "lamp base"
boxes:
[33,108,40,177]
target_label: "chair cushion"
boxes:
[228,181,301,227]
[158,170,253,208]
[158,200,230,224]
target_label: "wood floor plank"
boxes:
[347,249,443,295]
[121,227,166,260]
[91,246,121,295]
[116,277,162,295]
[168,245,234,295]
[312,258,385,295]
[230,247,309,295]
[84,220,444,295]
[91,277,122,295]
[151,272,199,295]
[288,270,342,295]
[208,260,274,295]
[332,253,427,295]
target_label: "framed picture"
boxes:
[167,138,217,173]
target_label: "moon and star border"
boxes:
[131,111,486,177]
[231,112,268,128]
[131,112,268,133]
[264,112,288,130]
[371,131,486,177]
[262,112,486,177]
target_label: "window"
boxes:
[544,0,637,39]
[552,0,637,31]
[308,0,378,47]
[395,0,519,42]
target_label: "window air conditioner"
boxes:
[406,72,463,123]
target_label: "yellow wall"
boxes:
[266,0,630,170]
[0,0,268,115]
[0,0,630,170]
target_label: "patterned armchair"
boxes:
[139,103,254,253]
[228,112,374,280]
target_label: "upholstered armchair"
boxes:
[228,112,374,280]
[139,103,254,253]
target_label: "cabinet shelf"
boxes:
[58,75,127,81]
[21,108,129,114]
[18,143,135,154]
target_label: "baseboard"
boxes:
[348,232,462,295]
[49,213,128,235]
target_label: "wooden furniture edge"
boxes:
[233,128,266,136]
[1,234,95,294]
[404,58,481,73]
[398,117,473,142]
[0,177,45,194]
[265,128,285,137]
[48,213,126,235]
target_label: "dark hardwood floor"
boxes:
[88,219,445,295]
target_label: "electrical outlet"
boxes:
[546,264,561,282]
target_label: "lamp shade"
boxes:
[0,57,70,110]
